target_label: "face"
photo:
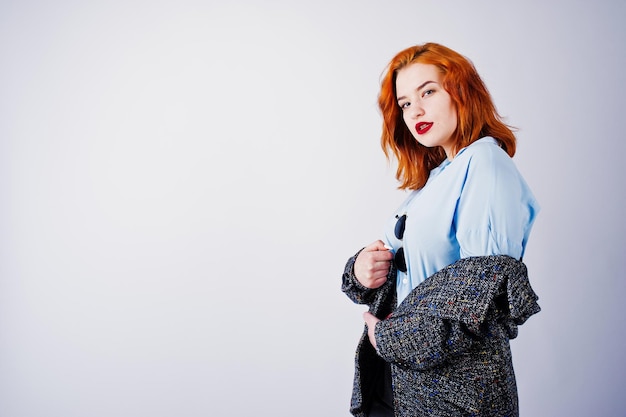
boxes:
[395,63,458,159]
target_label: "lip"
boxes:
[415,122,433,135]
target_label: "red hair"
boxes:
[378,43,516,190]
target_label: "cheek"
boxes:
[448,106,458,129]
[450,113,458,129]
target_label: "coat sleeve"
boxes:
[374,310,476,370]
[373,255,540,371]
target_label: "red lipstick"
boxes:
[415,122,433,135]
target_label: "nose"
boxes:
[409,103,424,119]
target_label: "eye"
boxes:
[399,101,410,110]
[422,89,435,97]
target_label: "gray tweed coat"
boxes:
[341,253,540,417]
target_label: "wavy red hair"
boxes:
[379,43,516,190]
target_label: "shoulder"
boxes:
[454,137,517,177]
[458,137,511,164]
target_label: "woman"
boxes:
[341,43,541,417]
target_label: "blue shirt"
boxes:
[384,137,540,305]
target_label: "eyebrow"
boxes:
[396,80,436,102]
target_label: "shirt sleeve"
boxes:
[453,144,530,260]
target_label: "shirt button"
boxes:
[402,278,408,284]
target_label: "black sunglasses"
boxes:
[394,214,407,273]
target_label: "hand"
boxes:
[354,240,393,289]
[363,311,381,350]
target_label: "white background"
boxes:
[1,0,625,416]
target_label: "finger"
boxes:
[361,258,390,276]
[371,240,388,251]
[363,312,381,327]
[371,248,393,261]
[365,240,388,252]
[369,269,389,282]
[363,311,375,324]
[363,311,380,322]
[372,259,392,272]
[373,252,394,264]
